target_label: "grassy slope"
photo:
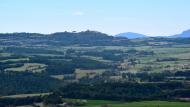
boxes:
[78,100,190,107]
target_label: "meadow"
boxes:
[76,100,190,107]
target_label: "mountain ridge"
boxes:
[168,29,190,38]
[115,32,147,39]
[0,29,190,39]
[115,29,190,39]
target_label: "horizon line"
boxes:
[0,29,188,37]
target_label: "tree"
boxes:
[43,94,63,105]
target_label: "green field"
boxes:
[76,100,190,107]
[4,63,47,73]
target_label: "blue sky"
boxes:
[0,0,190,36]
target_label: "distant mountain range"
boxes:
[115,29,190,39]
[0,29,190,41]
[115,32,147,39]
[168,29,190,38]
[1,30,190,48]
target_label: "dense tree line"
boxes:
[0,72,62,95]
[0,96,42,107]
[3,47,64,55]
[56,82,187,101]
[175,70,190,77]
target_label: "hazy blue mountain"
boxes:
[169,29,190,38]
[115,32,148,39]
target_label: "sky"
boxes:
[0,0,190,36]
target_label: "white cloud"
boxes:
[72,11,84,16]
